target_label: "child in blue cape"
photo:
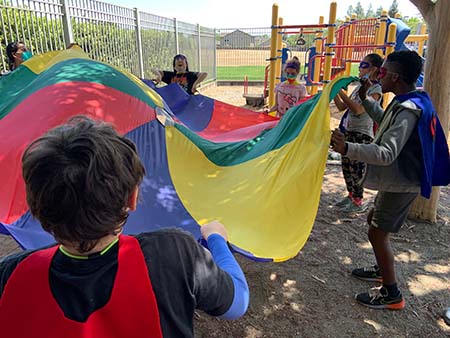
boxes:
[331,50,450,311]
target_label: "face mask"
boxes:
[287,74,297,83]
[22,51,33,61]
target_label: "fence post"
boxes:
[134,8,144,78]
[213,28,217,80]
[197,24,201,71]
[174,18,179,54]
[60,0,74,46]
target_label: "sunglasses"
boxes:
[377,67,399,79]
[359,61,371,69]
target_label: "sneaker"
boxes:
[352,265,383,282]
[334,196,352,208]
[356,286,405,310]
[444,307,450,326]
[340,201,368,213]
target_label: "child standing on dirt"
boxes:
[333,53,383,213]
[331,51,450,310]
[268,56,307,118]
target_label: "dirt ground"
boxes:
[199,85,450,338]
[1,85,449,338]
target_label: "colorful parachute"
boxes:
[0,47,353,261]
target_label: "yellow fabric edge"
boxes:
[166,78,339,261]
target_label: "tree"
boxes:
[404,16,423,33]
[285,33,315,51]
[376,6,384,17]
[408,0,450,222]
[389,0,400,17]
[366,4,375,18]
[346,5,354,18]
[354,2,365,19]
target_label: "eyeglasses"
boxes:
[377,67,399,79]
[359,61,371,69]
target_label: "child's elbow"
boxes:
[219,279,249,320]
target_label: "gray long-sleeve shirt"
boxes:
[346,95,422,192]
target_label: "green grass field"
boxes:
[217,64,360,81]
[217,66,266,81]
[350,63,360,76]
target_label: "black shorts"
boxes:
[370,191,418,233]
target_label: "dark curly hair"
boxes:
[22,116,145,252]
[386,50,423,85]
[365,53,383,68]
[6,41,24,70]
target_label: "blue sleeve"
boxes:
[206,234,249,319]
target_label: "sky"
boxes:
[106,0,422,28]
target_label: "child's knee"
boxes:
[368,224,389,244]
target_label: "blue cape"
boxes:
[396,91,450,198]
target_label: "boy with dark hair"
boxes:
[331,50,450,310]
[0,116,249,337]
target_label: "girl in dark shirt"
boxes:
[154,54,207,94]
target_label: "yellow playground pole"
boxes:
[418,23,427,56]
[342,17,350,76]
[344,16,355,77]
[311,16,324,95]
[374,18,380,54]
[376,10,388,56]
[323,2,337,86]
[268,3,279,108]
[274,17,284,87]
[405,23,428,57]
[385,23,397,57]
[382,23,397,108]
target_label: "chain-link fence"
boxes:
[216,27,310,81]
[0,0,216,80]
[0,0,66,68]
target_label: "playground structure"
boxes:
[267,2,429,107]
[243,65,270,107]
